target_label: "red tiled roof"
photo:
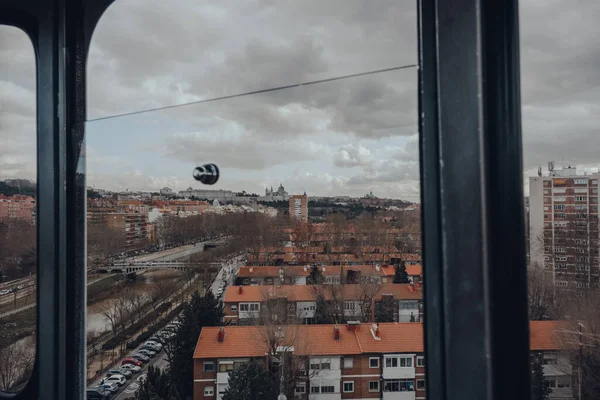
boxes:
[530,321,565,351]
[193,321,568,360]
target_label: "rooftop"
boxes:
[193,321,564,359]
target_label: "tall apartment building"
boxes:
[105,212,148,248]
[529,165,600,289]
[193,321,572,400]
[289,194,309,222]
[0,195,36,223]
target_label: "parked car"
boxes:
[104,374,126,386]
[86,387,111,399]
[108,368,132,379]
[121,357,142,367]
[144,341,162,350]
[132,353,150,363]
[97,381,118,393]
[137,349,156,358]
[0,290,10,295]
[119,363,141,373]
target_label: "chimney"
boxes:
[217,327,225,342]
[370,323,381,340]
[408,284,414,293]
[238,286,243,294]
[346,321,360,331]
[375,264,381,271]
[333,325,340,340]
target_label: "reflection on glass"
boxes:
[0,26,37,392]
[85,1,423,398]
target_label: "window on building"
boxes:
[219,362,234,372]
[553,204,566,210]
[400,300,419,309]
[295,383,306,394]
[343,381,354,393]
[204,386,214,396]
[384,379,415,392]
[369,357,380,368]
[576,196,588,201]
[230,305,237,311]
[385,357,398,368]
[544,379,556,388]
[203,361,214,372]
[343,357,353,368]
[416,356,425,367]
[344,301,356,310]
[543,353,557,365]
[400,356,412,367]
[369,381,380,392]
[417,380,425,389]
[310,386,320,394]
[321,385,335,393]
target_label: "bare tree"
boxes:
[358,279,382,322]
[528,265,563,320]
[0,342,33,391]
[99,298,124,337]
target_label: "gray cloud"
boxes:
[333,144,374,168]
[3,0,600,200]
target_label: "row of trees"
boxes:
[131,290,224,400]
[0,220,36,281]
[527,267,600,399]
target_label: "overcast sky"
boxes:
[1,0,600,202]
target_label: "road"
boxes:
[130,237,227,263]
[90,253,243,398]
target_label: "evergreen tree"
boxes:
[374,296,395,322]
[393,262,410,284]
[307,265,324,285]
[222,360,278,400]
[313,294,331,324]
[166,291,224,400]
[531,352,551,400]
[134,365,175,400]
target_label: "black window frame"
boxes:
[0,0,530,399]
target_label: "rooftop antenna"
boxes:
[548,161,555,176]
[537,166,542,177]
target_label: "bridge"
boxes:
[97,261,222,274]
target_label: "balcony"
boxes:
[383,392,416,400]
[382,367,415,380]
[216,372,230,385]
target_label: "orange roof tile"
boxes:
[529,321,565,351]
[194,321,568,360]
[354,323,424,353]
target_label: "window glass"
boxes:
[522,2,600,398]
[87,0,421,398]
[0,25,37,393]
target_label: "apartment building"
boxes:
[529,165,600,288]
[290,194,309,222]
[222,284,423,325]
[235,265,422,286]
[105,212,148,248]
[193,321,571,400]
[247,246,417,267]
[0,195,36,223]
